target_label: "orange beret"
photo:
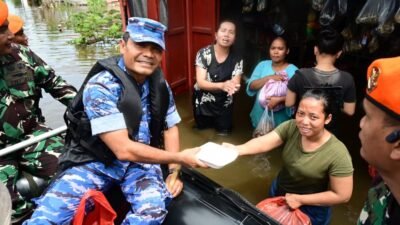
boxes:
[0,1,8,26]
[366,56,400,120]
[8,14,23,34]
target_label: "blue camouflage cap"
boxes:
[126,17,167,50]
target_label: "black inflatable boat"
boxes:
[1,128,279,225]
[108,167,280,225]
[163,167,279,225]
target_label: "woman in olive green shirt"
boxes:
[230,89,353,225]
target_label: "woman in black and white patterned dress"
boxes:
[192,19,243,136]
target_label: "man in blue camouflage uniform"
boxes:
[358,57,400,225]
[0,1,77,220]
[24,17,207,225]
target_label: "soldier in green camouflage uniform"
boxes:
[358,177,398,225]
[0,9,77,219]
[358,57,400,225]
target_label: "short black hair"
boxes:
[301,89,333,117]
[316,27,344,55]
[269,35,289,49]
[122,32,130,42]
[217,19,237,31]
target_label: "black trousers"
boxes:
[193,105,233,133]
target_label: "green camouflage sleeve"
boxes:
[357,180,390,225]
[21,46,77,106]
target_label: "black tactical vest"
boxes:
[59,56,169,170]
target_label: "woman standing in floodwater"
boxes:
[246,35,298,128]
[192,19,243,136]
[228,89,353,225]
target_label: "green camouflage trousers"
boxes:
[0,123,63,220]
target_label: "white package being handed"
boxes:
[197,142,238,169]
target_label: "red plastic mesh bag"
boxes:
[256,197,311,225]
[73,189,117,225]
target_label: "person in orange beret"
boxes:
[0,0,7,25]
[8,14,28,46]
[1,0,77,221]
[0,0,14,56]
[0,2,14,223]
[358,56,400,225]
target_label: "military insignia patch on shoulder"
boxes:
[367,66,380,93]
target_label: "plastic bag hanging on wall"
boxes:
[356,0,383,24]
[375,0,397,35]
[319,0,338,27]
[312,0,327,11]
[319,0,348,27]
[395,7,400,23]
[337,0,348,16]
[257,0,267,12]
[269,3,288,35]
[243,0,254,13]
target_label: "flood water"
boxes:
[6,0,119,127]
[6,0,371,224]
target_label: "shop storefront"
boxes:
[118,0,400,95]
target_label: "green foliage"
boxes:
[68,0,122,45]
